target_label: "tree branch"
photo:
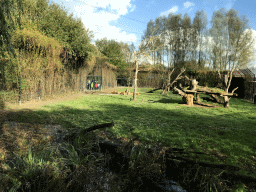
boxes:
[80,122,114,134]
[231,87,239,94]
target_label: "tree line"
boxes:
[141,8,255,72]
[0,0,255,91]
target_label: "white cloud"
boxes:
[160,6,178,16]
[130,4,136,12]
[248,29,256,50]
[53,0,137,43]
[184,1,195,9]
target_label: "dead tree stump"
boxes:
[183,94,194,106]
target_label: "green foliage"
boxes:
[210,8,255,71]
[95,38,129,69]
[0,94,5,110]
[0,28,64,91]
[2,0,98,70]
[13,28,62,57]
[0,0,17,56]
[38,2,95,60]
[0,0,101,95]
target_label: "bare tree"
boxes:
[192,9,208,69]
[131,32,166,101]
[161,67,186,94]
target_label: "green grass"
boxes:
[1,87,256,191]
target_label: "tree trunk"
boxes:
[161,68,185,94]
[184,94,194,106]
[173,87,194,106]
[196,93,201,103]
[133,60,138,101]
[223,96,230,108]
[209,94,223,104]
[167,70,171,92]
[189,79,198,91]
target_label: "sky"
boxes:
[48,0,256,68]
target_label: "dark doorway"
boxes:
[116,78,129,86]
[229,77,244,98]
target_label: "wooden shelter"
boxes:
[232,68,256,101]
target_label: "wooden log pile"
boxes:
[148,67,239,108]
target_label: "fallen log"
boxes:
[173,87,187,97]
[196,88,223,103]
[173,87,196,106]
[80,122,114,134]
[166,153,241,171]
[147,88,162,93]
[209,93,223,104]
[162,68,186,95]
[91,140,256,189]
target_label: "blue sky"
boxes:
[49,0,256,68]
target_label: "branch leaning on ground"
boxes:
[80,122,114,135]
[147,68,187,94]
[161,67,186,94]
[173,86,187,97]
[161,68,175,94]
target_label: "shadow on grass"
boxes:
[150,98,183,104]
[1,97,256,191]
[4,100,256,158]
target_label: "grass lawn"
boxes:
[1,87,256,191]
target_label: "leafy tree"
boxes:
[209,8,255,107]
[209,8,255,72]
[209,8,228,70]
[95,38,128,69]
[0,0,18,55]
[36,2,96,69]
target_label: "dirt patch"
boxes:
[4,88,121,111]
